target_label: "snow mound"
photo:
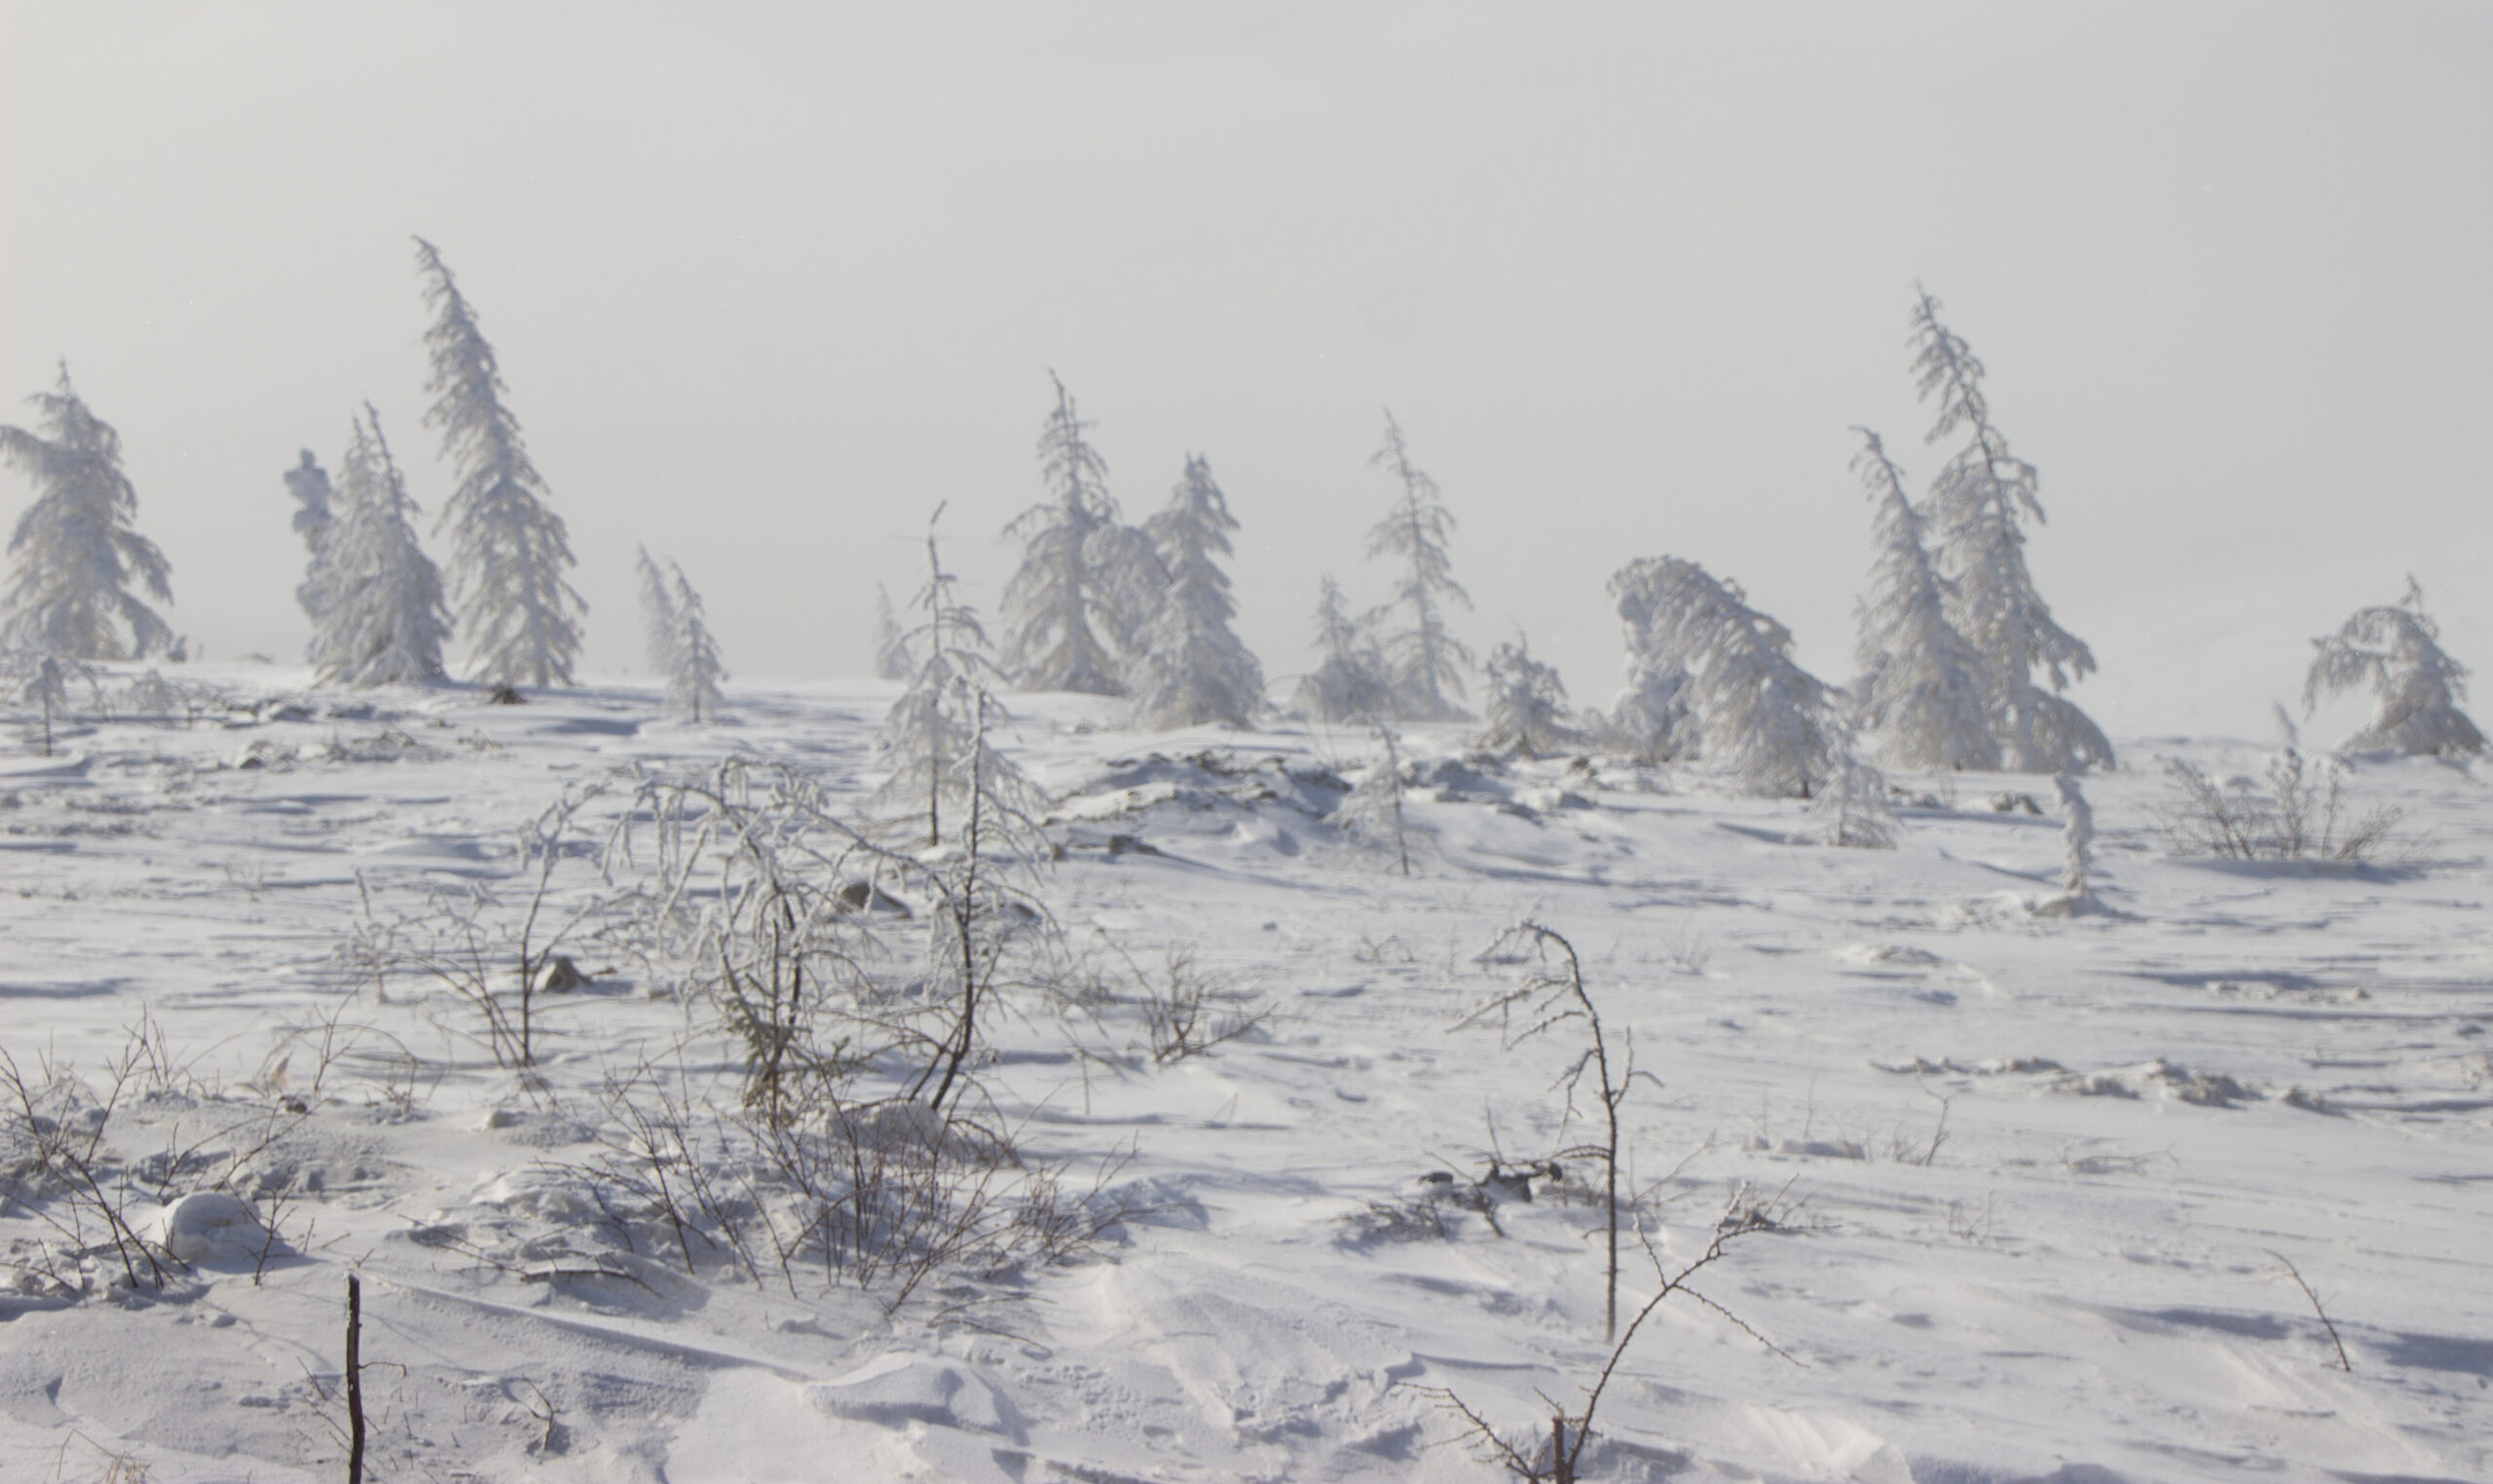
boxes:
[809,1354,1025,1441]
[150,1192,279,1265]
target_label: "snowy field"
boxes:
[1,666,2488,1483]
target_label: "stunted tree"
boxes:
[284,449,338,622]
[1132,455,1264,728]
[1366,412,1473,720]
[1611,556,1845,798]
[1478,634,1576,760]
[1001,373,1161,694]
[636,546,678,675]
[1910,287,2109,772]
[0,364,174,661]
[1848,427,1996,771]
[664,561,727,723]
[416,237,585,689]
[1295,574,1394,723]
[2305,578,2485,756]
[874,582,911,682]
[310,407,451,687]
[637,546,727,722]
[879,506,1041,847]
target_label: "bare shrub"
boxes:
[1118,946,1268,1065]
[1428,1195,1794,1483]
[1465,922,1662,1341]
[343,782,610,1067]
[2152,749,2401,862]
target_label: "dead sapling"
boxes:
[2266,1249,2354,1372]
[1430,1198,1796,1483]
[1462,920,1663,1342]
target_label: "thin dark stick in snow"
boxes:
[346,1273,366,1483]
[2267,1250,2353,1372]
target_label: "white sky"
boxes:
[4,2,2487,743]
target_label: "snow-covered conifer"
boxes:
[285,449,340,622]
[1001,374,1162,694]
[1131,455,1264,728]
[0,365,174,661]
[1477,634,1576,760]
[1848,427,1997,771]
[1909,288,2109,772]
[874,583,912,682]
[2053,772,2094,895]
[1295,574,1393,724]
[1601,658,1696,764]
[665,560,727,723]
[2304,578,2485,756]
[309,408,452,687]
[1809,752,1898,849]
[1611,556,1842,798]
[879,508,1041,846]
[415,237,584,690]
[636,546,679,675]
[1364,412,1473,720]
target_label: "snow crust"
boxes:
[0,665,2487,1482]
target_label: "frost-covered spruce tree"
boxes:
[874,582,911,682]
[1365,412,1474,720]
[879,507,1041,846]
[415,237,584,689]
[1611,556,1843,798]
[310,407,451,687]
[1294,574,1393,723]
[664,560,727,723]
[1132,455,1264,728]
[1601,655,1696,764]
[0,365,174,661]
[2305,578,2485,756]
[1477,633,1576,760]
[1001,373,1162,694]
[285,449,340,622]
[1849,427,1997,771]
[1910,288,2109,772]
[636,545,678,675]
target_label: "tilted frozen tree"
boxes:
[1910,287,2110,772]
[1294,574,1394,724]
[636,546,678,675]
[0,364,174,661]
[664,559,727,723]
[1131,455,1264,728]
[1848,427,1997,771]
[2304,578,2485,756]
[874,582,912,682]
[309,407,452,687]
[879,507,1042,847]
[1477,633,1577,760]
[415,237,585,689]
[1611,556,1844,798]
[1001,373,1162,694]
[1365,412,1474,720]
[1600,654,1697,764]
[285,449,339,622]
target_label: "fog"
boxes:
[4,2,2488,740]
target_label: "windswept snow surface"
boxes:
[1,669,2487,1482]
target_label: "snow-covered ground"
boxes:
[1,667,2487,1483]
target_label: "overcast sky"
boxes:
[4,2,2487,742]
